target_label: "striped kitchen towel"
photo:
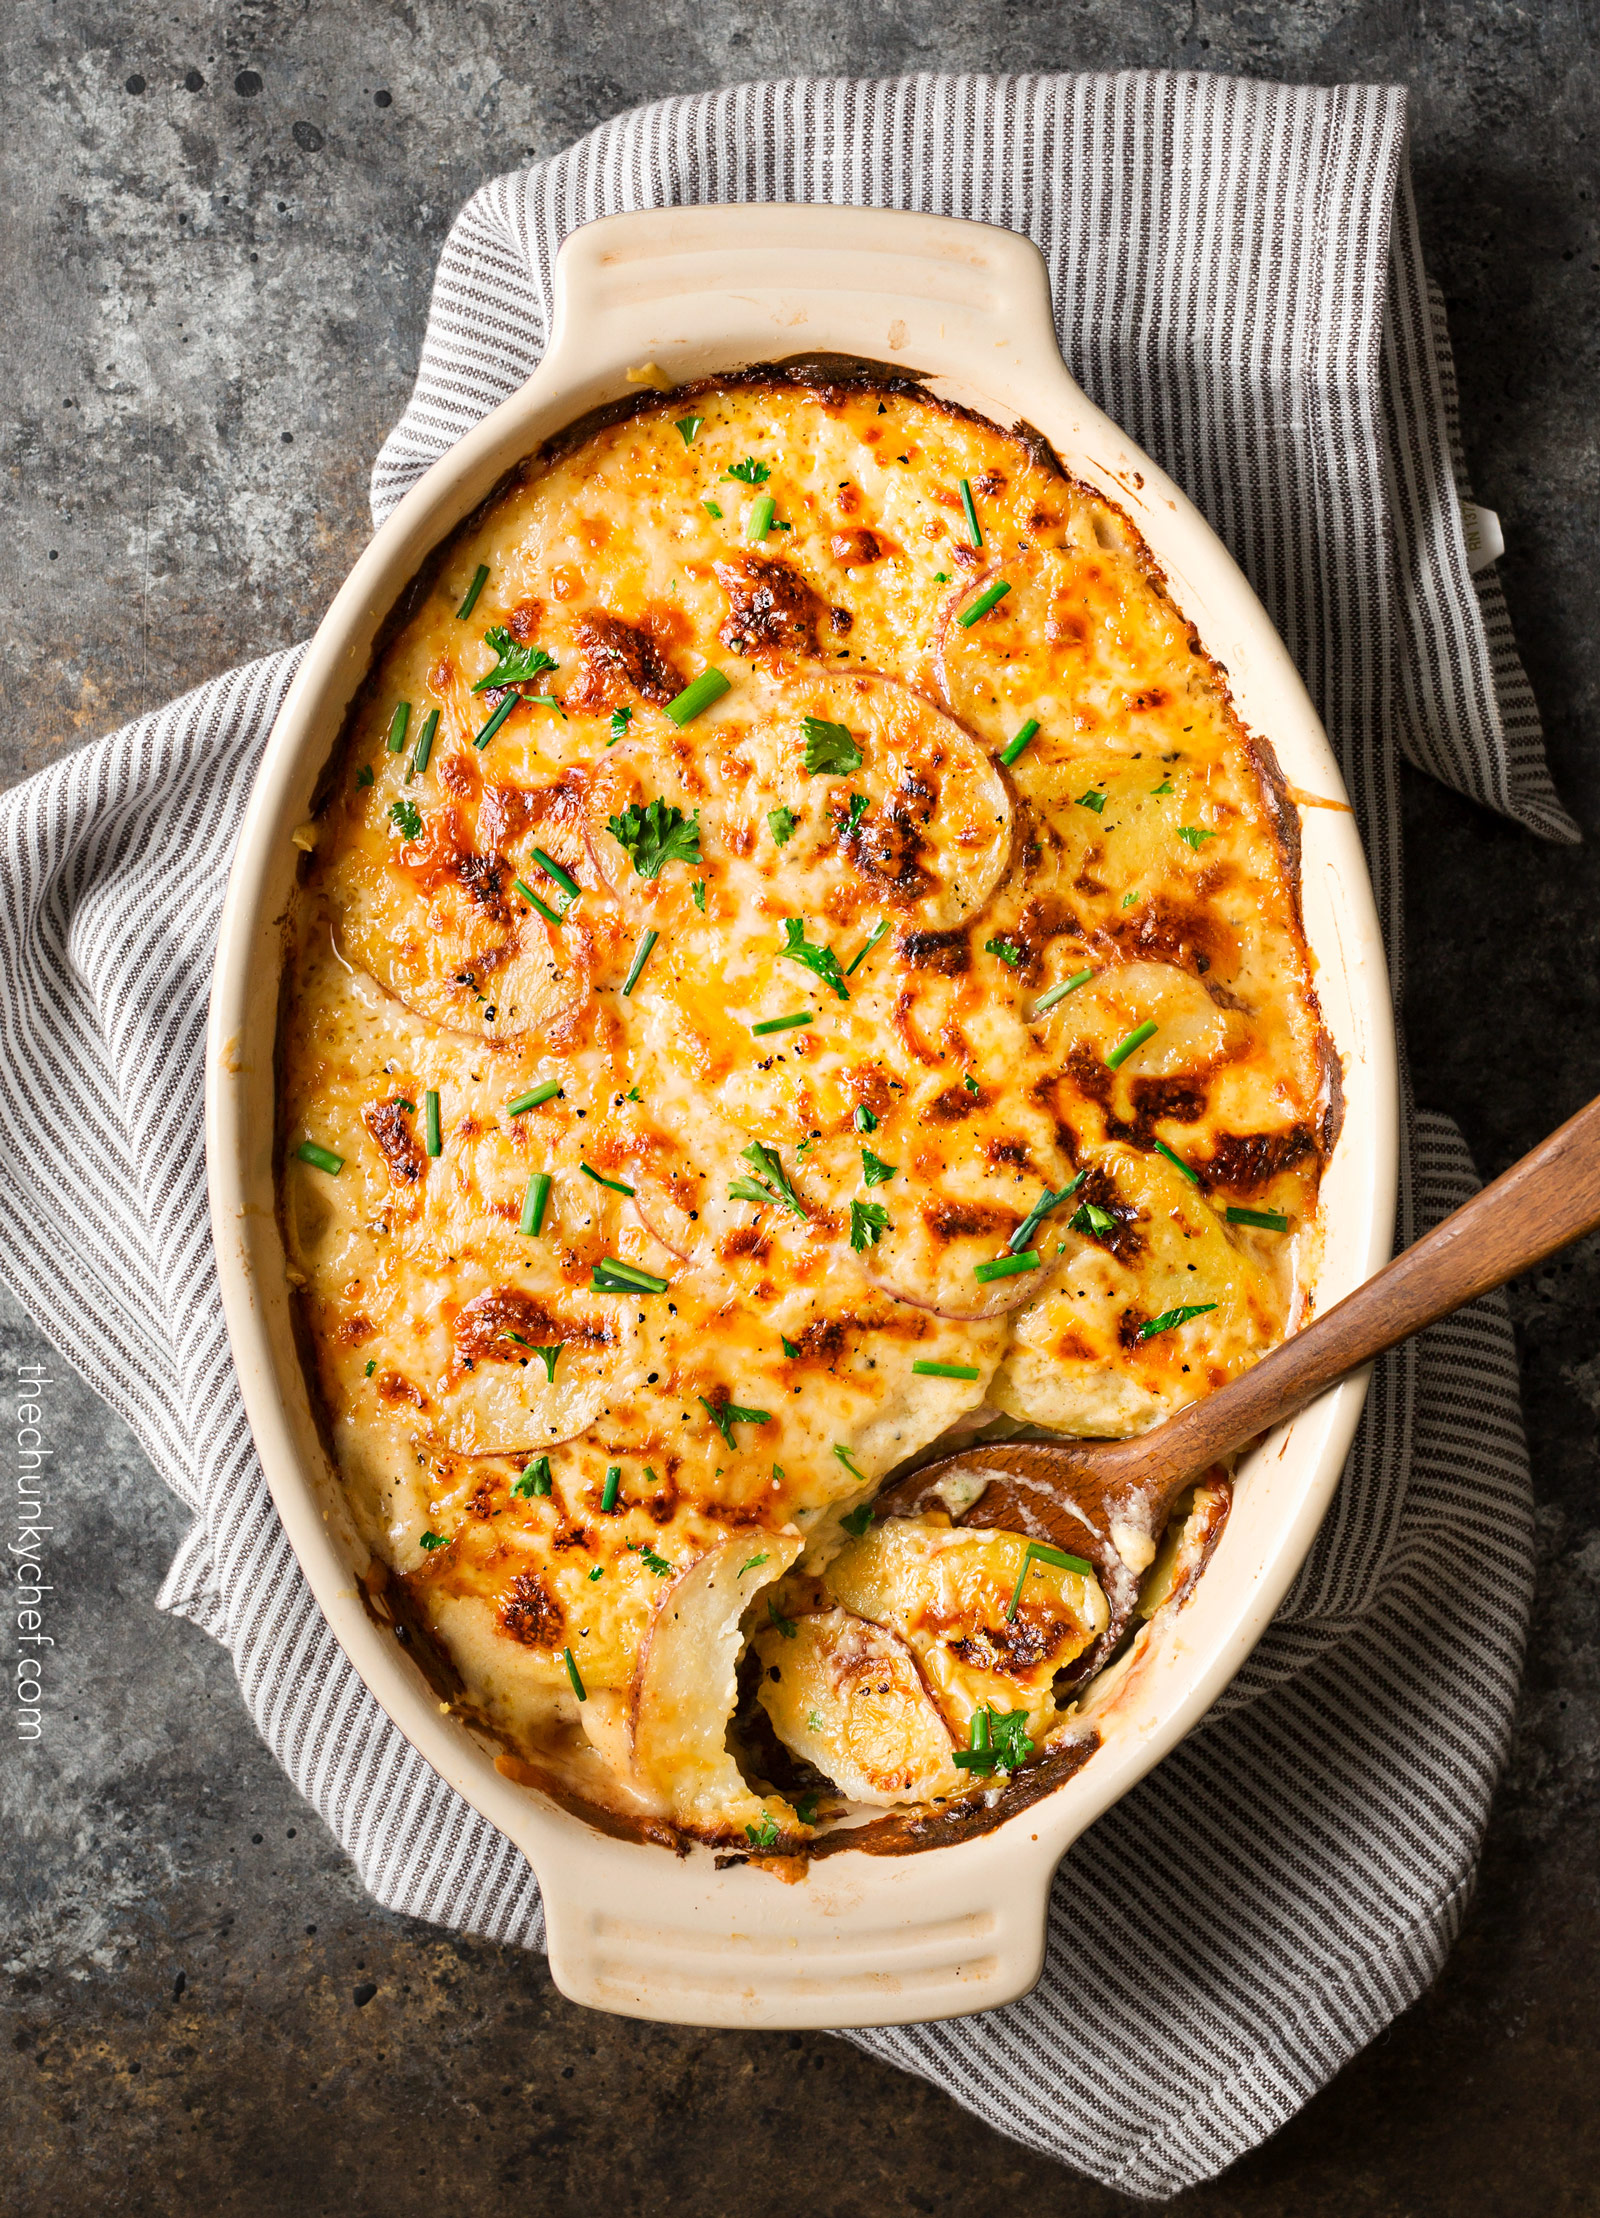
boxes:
[0,73,1556,2200]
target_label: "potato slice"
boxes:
[631,1531,803,1835]
[821,1516,1108,1747]
[993,1140,1286,1433]
[754,1607,961,1805]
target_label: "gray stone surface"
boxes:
[4,4,1597,2212]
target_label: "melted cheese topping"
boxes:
[279,372,1332,1848]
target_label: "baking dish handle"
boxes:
[537,203,1066,397]
[531,1814,1061,2031]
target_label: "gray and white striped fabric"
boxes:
[0,73,1553,2198]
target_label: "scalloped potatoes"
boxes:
[278,369,1333,1851]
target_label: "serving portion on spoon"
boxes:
[875,1088,1600,1678]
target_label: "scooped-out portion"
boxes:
[277,365,1335,1855]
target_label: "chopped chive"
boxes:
[1137,1301,1219,1340]
[457,563,489,619]
[519,1172,551,1236]
[621,928,658,997]
[407,707,439,782]
[601,1466,621,1513]
[959,477,983,548]
[591,1257,669,1294]
[563,1646,586,1701]
[532,848,582,905]
[385,701,411,755]
[1006,1538,1095,1620]
[751,1011,812,1036]
[955,579,1011,629]
[1106,1019,1158,1069]
[1032,967,1094,1017]
[844,918,890,976]
[1007,1174,1085,1254]
[702,498,724,519]
[588,1565,604,1582]
[973,1249,1040,1283]
[674,415,704,445]
[912,1360,982,1381]
[514,1455,553,1498]
[1153,1138,1199,1184]
[528,1344,561,1382]
[423,1090,442,1156]
[581,1162,636,1196]
[513,877,564,925]
[747,493,775,542]
[665,669,731,725]
[294,1140,343,1176]
[473,691,519,750]
[508,1081,562,1114]
[1000,718,1039,767]
[1227,1205,1291,1232]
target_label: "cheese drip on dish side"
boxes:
[278,372,1335,1850]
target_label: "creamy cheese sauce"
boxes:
[278,370,1334,1851]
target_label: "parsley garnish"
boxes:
[723,456,771,484]
[606,797,702,878]
[530,1344,562,1382]
[674,415,704,445]
[849,1198,891,1251]
[767,1597,798,1640]
[472,627,558,693]
[1137,1301,1219,1340]
[1150,777,1175,795]
[1177,825,1216,849]
[984,936,1024,969]
[419,1531,448,1551]
[854,1104,879,1133]
[839,1502,874,1538]
[692,877,707,911]
[513,1456,553,1499]
[780,1335,800,1357]
[777,916,849,1000]
[952,1705,1035,1774]
[387,798,422,839]
[745,1813,781,1848]
[1076,787,1107,813]
[860,1149,897,1186]
[768,804,797,846]
[355,764,374,789]
[963,1073,981,1096]
[800,716,863,775]
[730,1139,809,1217]
[795,1793,820,1826]
[841,792,869,835]
[737,1551,771,1577]
[609,706,633,744]
[699,1395,773,1448]
[1070,1200,1117,1238]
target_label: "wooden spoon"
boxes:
[875,1091,1600,1673]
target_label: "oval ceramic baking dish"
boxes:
[207,204,1397,2030]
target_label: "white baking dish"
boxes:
[206,204,1397,2030]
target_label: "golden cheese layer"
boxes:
[278,371,1334,1850]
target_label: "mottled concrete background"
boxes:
[4,4,1598,2213]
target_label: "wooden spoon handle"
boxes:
[1133,1089,1600,1493]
